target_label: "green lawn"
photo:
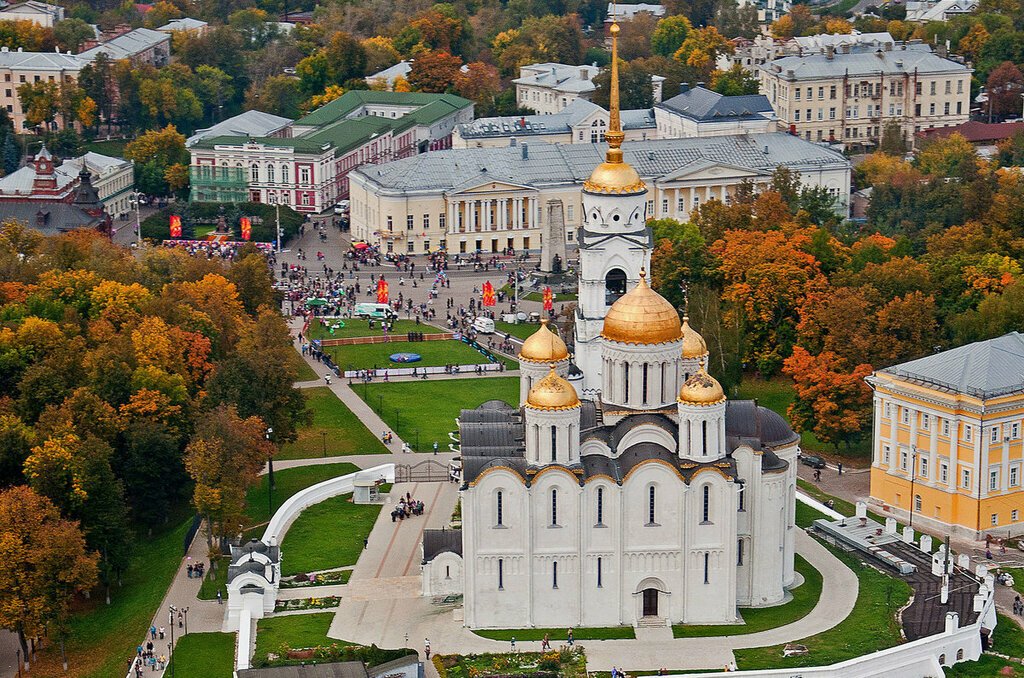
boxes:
[292,348,318,381]
[995,612,1024,658]
[167,632,236,677]
[278,386,387,460]
[84,139,128,157]
[198,556,229,600]
[35,516,192,677]
[245,462,360,526]
[494,321,543,340]
[946,655,1024,677]
[359,376,520,452]
[255,612,337,661]
[735,378,870,460]
[673,555,821,637]
[499,284,576,302]
[474,626,635,641]
[279,493,381,575]
[308,317,445,340]
[326,339,514,371]
[734,546,910,670]
[795,500,833,528]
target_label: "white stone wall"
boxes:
[601,340,683,410]
[422,551,464,596]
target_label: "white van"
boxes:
[354,303,396,320]
[473,316,495,334]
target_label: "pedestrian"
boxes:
[433,441,439,455]
[158,627,165,640]
[364,537,368,548]
[510,637,516,652]
[567,628,573,646]
[424,638,430,660]
[837,462,843,476]
[987,548,993,560]
[187,564,193,578]
[150,626,156,640]
[542,633,549,650]
[217,589,222,604]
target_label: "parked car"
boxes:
[800,455,826,469]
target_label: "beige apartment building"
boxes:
[758,42,971,146]
[348,133,851,255]
[0,48,85,132]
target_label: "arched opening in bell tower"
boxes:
[605,268,627,304]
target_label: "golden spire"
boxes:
[606,19,624,164]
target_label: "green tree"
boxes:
[53,18,94,52]
[592,59,653,109]
[710,63,759,95]
[651,15,693,58]
[244,75,302,118]
[879,119,906,155]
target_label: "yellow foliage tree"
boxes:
[305,84,347,110]
[958,24,990,62]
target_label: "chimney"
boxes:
[826,45,835,60]
[522,144,528,160]
[841,44,850,54]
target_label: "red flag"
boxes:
[482,281,496,307]
[240,217,251,241]
[377,278,389,303]
[170,215,181,238]
[543,286,553,312]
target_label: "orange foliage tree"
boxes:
[783,347,873,452]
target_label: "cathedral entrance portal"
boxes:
[642,588,658,617]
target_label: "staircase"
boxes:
[635,615,666,628]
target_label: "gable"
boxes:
[449,177,537,195]
[659,159,770,183]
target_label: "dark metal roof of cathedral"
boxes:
[725,400,800,449]
[422,528,462,562]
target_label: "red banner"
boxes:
[376,278,389,304]
[482,281,495,307]
[240,217,251,241]
[170,215,181,238]
[543,286,553,311]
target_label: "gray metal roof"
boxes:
[354,132,850,194]
[764,42,969,79]
[0,47,85,71]
[656,87,773,122]
[0,163,76,196]
[457,100,654,139]
[61,152,132,177]
[186,110,294,147]
[879,332,1024,400]
[157,17,208,31]
[513,63,598,94]
[237,661,369,678]
[78,28,168,61]
[4,202,105,235]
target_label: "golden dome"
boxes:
[678,365,725,405]
[583,161,646,195]
[527,366,580,410]
[601,270,682,345]
[681,315,708,358]
[519,319,569,363]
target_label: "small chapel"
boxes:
[421,19,800,629]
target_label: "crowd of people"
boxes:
[390,491,426,522]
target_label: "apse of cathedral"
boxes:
[438,19,801,629]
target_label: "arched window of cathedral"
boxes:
[596,487,604,525]
[660,363,667,402]
[702,420,708,456]
[551,488,558,525]
[605,268,627,304]
[597,557,603,587]
[648,485,656,525]
[551,426,557,462]
[702,485,711,523]
[553,561,558,588]
[498,559,504,589]
[738,486,745,511]
[642,364,649,405]
[703,552,710,584]
[496,491,503,526]
[623,363,630,403]
[737,539,744,566]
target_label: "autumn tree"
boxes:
[915,132,980,177]
[674,26,733,81]
[124,125,189,196]
[362,36,401,75]
[0,485,98,670]
[986,61,1024,119]
[783,347,873,453]
[184,405,275,541]
[244,76,303,119]
[651,15,693,58]
[873,290,939,365]
[592,59,654,110]
[408,50,463,93]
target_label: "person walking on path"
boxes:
[424,638,430,660]
[567,628,573,646]
[510,637,516,653]
[541,633,550,650]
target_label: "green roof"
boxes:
[293,90,472,128]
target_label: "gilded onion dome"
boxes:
[527,366,580,410]
[681,315,708,358]
[678,363,725,405]
[601,270,682,345]
[519,319,569,363]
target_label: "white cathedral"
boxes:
[420,22,799,629]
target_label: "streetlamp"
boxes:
[168,605,177,678]
[183,607,189,635]
[266,427,275,518]
[321,430,327,457]
[130,190,145,248]
[268,194,282,253]
[908,445,918,529]
[394,408,401,435]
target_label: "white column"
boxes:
[949,415,960,489]
[533,197,541,229]
[705,185,712,203]
[461,200,468,232]
[499,199,507,229]
[447,200,455,233]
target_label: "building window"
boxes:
[1014,509,1020,522]
[962,468,971,489]
[900,450,908,471]
[551,425,557,461]
[940,462,948,483]
[704,552,710,584]
[702,485,710,523]
[795,110,800,121]
[597,557,602,587]
[884,403,892,419]
[965,425,973,442]
[648,485,656,525]
[883,444,891,464]
[901,408,910,425]
[300,167,310,184]
[439,213,446,229]
[251,164,259,181]
[596,487,604,525]
[552,561,558,588]
[738,487,745,511]
[407,241,415,253]
[915,82,922,95]
[920,457,928,478]
[991,470,1000,492]
[387,216,393,231]
[551,488,557,525]
[930,81,936,95]
[929,103,935,116]
[567,205,574,221]
[1011,465,1019,487]
[267,164,275,183]
[914,494,922,511]
[992,513,999,526]
[661,198,668,214]
[407,215,414,230]
[496,491,503,526]
[498,558,503,589]
[1014,423,1021,439]
[830,85,836,99]
[992,426,1000,443]
[423,214,430,230]
[942,419,950,437]
[738,539,744,566]
[281,165,289,182]
[921,413,930,430]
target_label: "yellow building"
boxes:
[868,332,1024,540]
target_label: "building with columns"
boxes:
[421,21,800,631]
[348,134,851,255]
[868,333,1024,540]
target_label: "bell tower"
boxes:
[574,18,652,394]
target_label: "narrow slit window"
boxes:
[648,486,656,524]
[597,487,604,524]
[702,485,710,523]
[551,488,558,525]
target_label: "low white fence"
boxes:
[343,364,503,378]
[262,463,396,546]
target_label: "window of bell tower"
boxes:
[605,268,627,304]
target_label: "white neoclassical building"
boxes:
[422,25,800,629]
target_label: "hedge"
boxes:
[141,201,304,244]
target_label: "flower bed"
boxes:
[434,647,585,678]
[275,596,341,612]
[280,569,352,588]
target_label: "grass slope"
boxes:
[279,386,387,460]
[359,376,520,451]
[945,613,1024,676]
[254,612,337,662]
[292,349,318,381]
[734,546,910,670]
[279,494,381,575]
[245,461,360,526]
[167,632,236,678]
